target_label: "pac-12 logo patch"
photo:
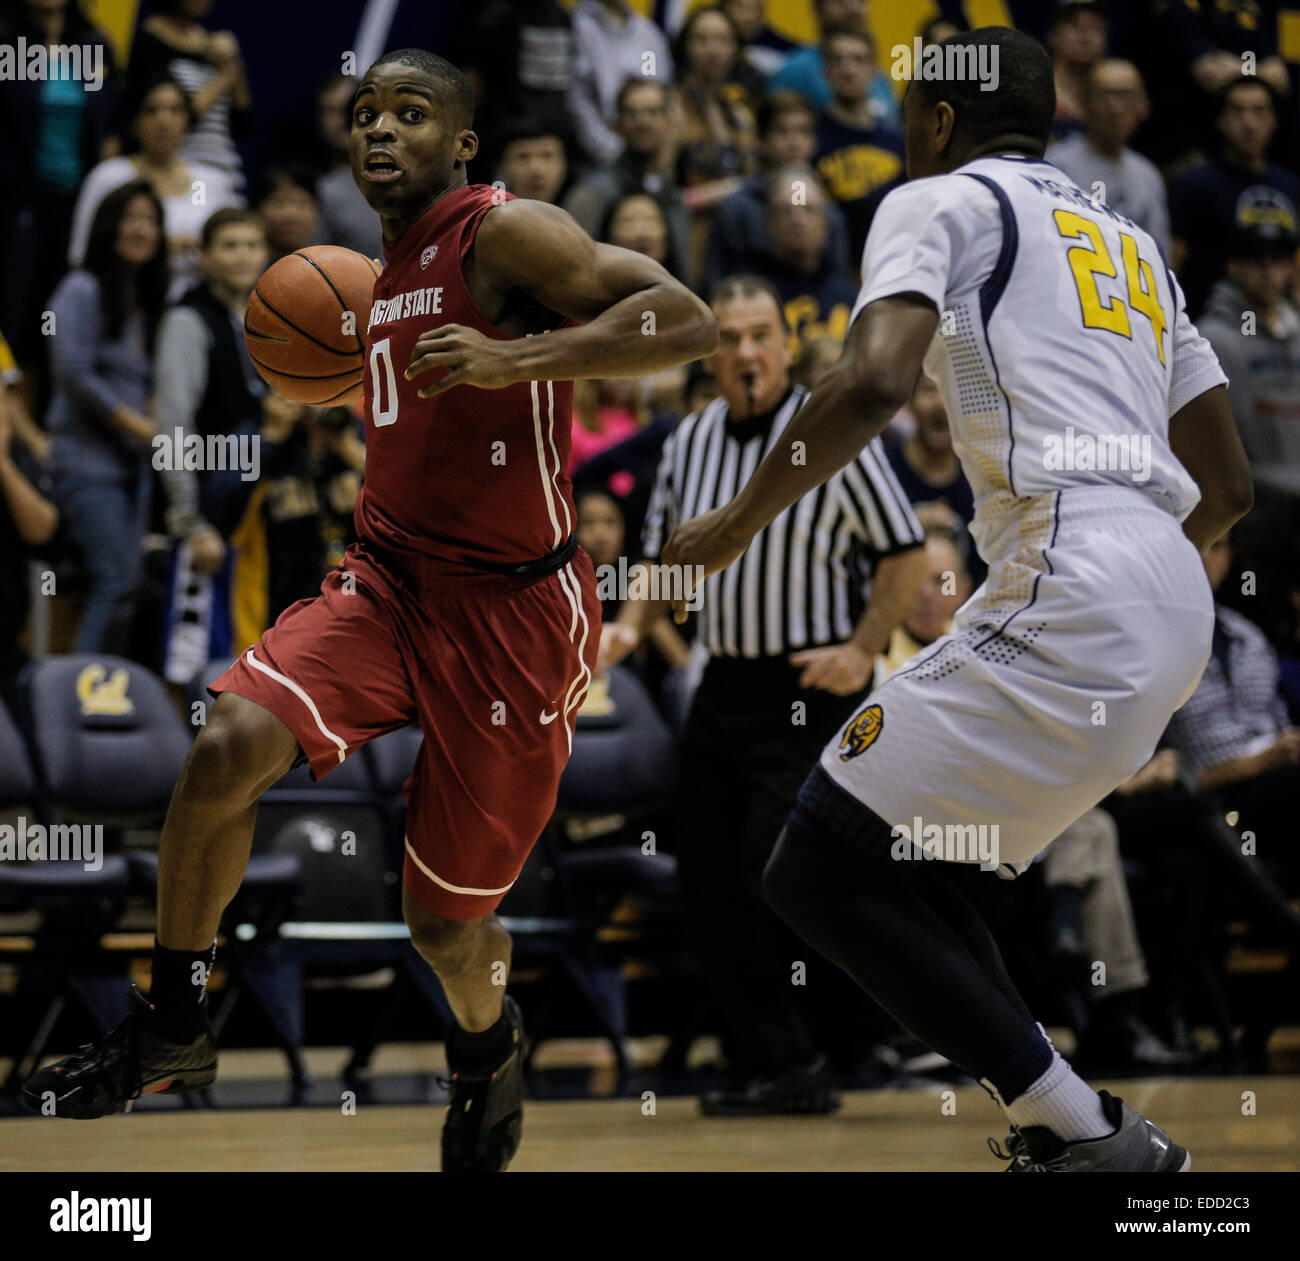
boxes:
[839,703,883,761]
[420,245,438,269]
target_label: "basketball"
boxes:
[243,245,381,405]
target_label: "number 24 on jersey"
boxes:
[1053,209,1168,367]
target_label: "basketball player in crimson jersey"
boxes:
[24,50,717,1172]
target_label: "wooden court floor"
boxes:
[2,1077,1297,1172]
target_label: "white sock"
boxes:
[1000,1047,1114,1142]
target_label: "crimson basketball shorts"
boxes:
[209,540,601,919]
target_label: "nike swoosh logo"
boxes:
[539,709,559,724]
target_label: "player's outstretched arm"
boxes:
[405,200,717,395]
[1168,384,1254,552]
[660,293,937,615]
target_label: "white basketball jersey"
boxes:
[852,154,1227,563]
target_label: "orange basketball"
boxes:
[244,245,382,405]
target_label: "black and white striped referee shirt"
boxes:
[641,384,924,658]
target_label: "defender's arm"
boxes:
[1169,385,1253,552]
[659,294,937,608]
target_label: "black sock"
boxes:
[149,939,215,1037]
[447,1006,514,1072]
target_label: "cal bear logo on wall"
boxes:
[76,664,134,717]
[839,703,883,760]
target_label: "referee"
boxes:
[602,275,925,1113]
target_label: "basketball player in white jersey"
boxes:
[662,27,1254,1171]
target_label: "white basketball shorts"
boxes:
[818,486,1215,870]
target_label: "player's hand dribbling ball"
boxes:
[244,246,380,405]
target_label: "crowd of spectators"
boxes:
[1,0,1299,1085]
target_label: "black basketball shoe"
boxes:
[21,986,216,1118]
[440,996,525,1172]
[699,1055,841,1117]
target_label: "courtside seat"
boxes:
[554,664,681,904]
[531,666,691,1071]
[3,657,190,1093]
[0,854,131,900]
[126,850,302,909]
[558,665,678,813]
[183,656,237,732]
[558,846,678,901]
[14,655,190,825]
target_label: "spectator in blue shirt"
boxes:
[767,0,899,129]
[813,28,904,263]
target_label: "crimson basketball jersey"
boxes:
[355,184,577,568]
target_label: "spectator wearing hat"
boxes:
[1169,78,1300,318]
[1197,221,1300,499]
[1047,59,1169,256]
